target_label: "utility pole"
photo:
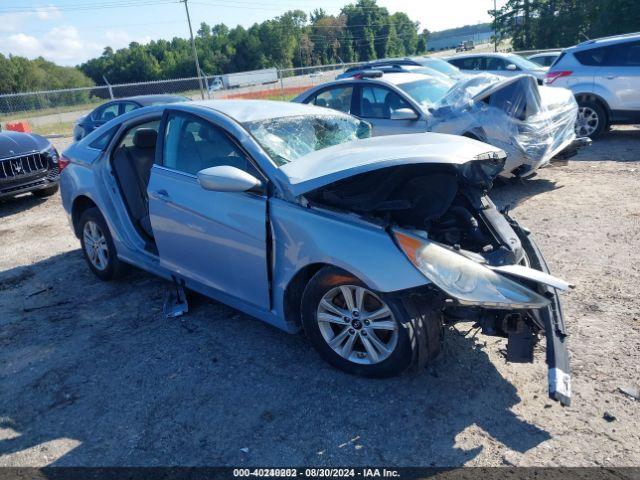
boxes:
[493,0,498,52]
[181,0,205,99]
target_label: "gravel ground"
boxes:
[0,128,639,467]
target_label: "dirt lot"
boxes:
[1,128,639,467]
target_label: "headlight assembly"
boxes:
[393,229,549,309]
[43,146,60,164]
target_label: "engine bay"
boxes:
[304,162,523,265]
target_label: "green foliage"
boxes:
[78,0,425,84]
[0,55,94,94]
[0,55,95,113]
[492,0,640,50]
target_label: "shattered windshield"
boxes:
[397,77,455,109]
[245,114,371,166]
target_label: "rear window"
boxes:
[550,52,566,68]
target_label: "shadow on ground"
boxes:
[0,194,48,219]
[0,249,551,467]
[491,176,562,210]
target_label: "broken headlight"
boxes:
[393,230,549,309]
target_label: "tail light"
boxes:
[545,70,572,85]
[58,154,71,173]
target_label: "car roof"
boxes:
[332,72,434,87]
[120,94,189,105]
[189,99,349,123]
[570,32,640,51]
[446,52,516,59]
[529,52,561,57]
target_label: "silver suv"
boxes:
[545,32,640,137]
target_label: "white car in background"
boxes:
[545,33,640,137]
[528,51,562,67]
[447,53,548,84]
[294,71,589,178]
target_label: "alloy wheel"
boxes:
[316,285,398,365]
[83,220,109,271]
[575,106,599,137]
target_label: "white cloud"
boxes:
[0,4,62,33]
[35,5,62,21]
[3,26,102,65]
[104,29,132,46]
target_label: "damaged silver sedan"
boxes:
[59,100,572,406]
[293,71,591,178]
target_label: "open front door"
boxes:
[147,109,270,310]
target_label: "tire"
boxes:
[32,184,59,198]
[576,98,607,138]
[301,266,442,378]
[78,207,127,281]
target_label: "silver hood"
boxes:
[279,132,505,196]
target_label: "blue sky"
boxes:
[0,0,505,66]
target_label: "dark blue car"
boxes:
[0,130,60,199]
[73,94,190,141]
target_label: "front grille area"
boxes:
[0,179,47,195]
[0,153,48,181]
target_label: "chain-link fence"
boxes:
[0,62,360,137]
[0,48,561,137]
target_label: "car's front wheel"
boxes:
[79,207,127,281]
[301,266,442,377]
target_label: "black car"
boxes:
[73,94,190,141]
[0,131,60,199]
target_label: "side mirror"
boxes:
[390,108,419,120]
[197,165,261,193]
[506,63,518,71]
[356,120,372,139]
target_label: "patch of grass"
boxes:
[31,121,75,138]
[1,100,103,122]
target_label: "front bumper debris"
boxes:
[511,218,571,406]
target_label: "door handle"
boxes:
[154,189,171,202]
[606,75,617,79]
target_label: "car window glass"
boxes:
[312,86,353,113]
[122,102,138,114]
[93,103,120,122]
[163,113,255,177]
[89,126,118,150]
[456,57,482,70]
[359,86,412,119]
[575,47,607,66]
[117,120,160,148]
[486,57,509,70]
[607,41,640,66]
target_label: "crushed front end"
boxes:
[305,153,572,405]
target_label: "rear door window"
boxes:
[359,86,413,119]
[607,41,640,66]
[121,102,139,114]
[451,57,483,70]
[93,103,120,122]
[310,86,354,113]
[485,57,511,71]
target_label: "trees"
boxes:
[492,0,640,51]
[0,54,94,94]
